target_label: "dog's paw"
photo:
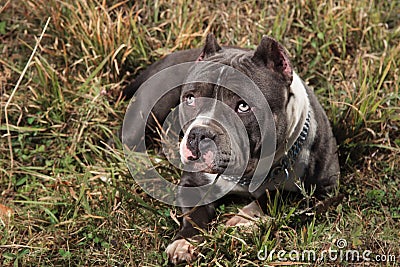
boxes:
[166,239,197,265]
[225,214,256,227]
[225,200,263,227]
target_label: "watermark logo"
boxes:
[122,61,276,207]
[336,238,347,249]
[257,239,397,264]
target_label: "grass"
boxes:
[0,0,399,266]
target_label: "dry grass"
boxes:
[0,0,399,266]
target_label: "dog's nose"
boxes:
[186,126,217,161]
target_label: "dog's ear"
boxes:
[197,33,222,61]
[252,36,293,83]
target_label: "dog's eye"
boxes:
[236,101,250,113]
[185,94,195,106]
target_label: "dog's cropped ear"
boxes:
[197,33,222,61]
[252,36,293,83]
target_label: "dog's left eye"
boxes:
[185,94,195,106]
[236,101,250,113]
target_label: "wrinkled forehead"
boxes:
[182,60,261,104]
[184,63,230,87]
[184,48,252,82]
[182,63,227,97]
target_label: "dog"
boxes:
[122,34,340,264]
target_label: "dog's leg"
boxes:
[166,172,217,264]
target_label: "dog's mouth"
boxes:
[182,148,231,174]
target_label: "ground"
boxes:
[0,0,399,266]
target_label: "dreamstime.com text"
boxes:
[257,239,397,264]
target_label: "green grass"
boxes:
[1,0,399,266]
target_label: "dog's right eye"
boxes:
[236,101,250,113]
[185,94,195,106]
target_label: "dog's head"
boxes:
[179,34,294,178]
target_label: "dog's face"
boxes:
[179,35,294,178]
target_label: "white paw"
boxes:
[225,214,257,227]
[225,200,263,227]
[166,239,196,265]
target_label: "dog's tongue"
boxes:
[201,150,214,166]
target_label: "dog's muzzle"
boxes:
[180,121,232,173]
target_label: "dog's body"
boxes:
[123,34,339,264]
